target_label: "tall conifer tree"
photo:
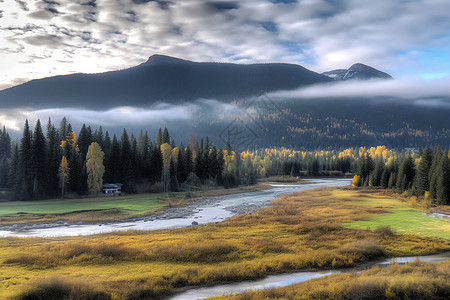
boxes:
[19,120,33,200]
[31,119,47,199]
[414,147,433,195]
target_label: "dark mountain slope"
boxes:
[0,54,332,109]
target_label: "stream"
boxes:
[0,178,351,238]
[168,252,450,300]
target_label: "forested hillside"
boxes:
[203,97,450,149]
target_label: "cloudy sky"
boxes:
[1,0,450,91]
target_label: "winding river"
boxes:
[168,252,450,300]
[0,178,350,237]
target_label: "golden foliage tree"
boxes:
[58,156,69,198]
[160,143,172,192]
[86,142,105,195]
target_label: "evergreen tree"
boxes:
[308,159,320,176]
[80,161,88,195]
[31,119,47,199]
[429,146,443,183]
[434,151,450,205]
[149,145,163,183]
[59,117,69,139]
[356,154,374,184]
[216,148,225,184]
[0,126,11,188]
[194,139,204,180]
[93,126,104,150]
[429,168,438,199]
[388,172,397,188]
[120,129,135,192]
[176,144,187,184]
[77,124,93,161]
[162,127,170,144]
[380,167,390,188]
[105,134,120,183]
[0,125,11,159]
[169,159,179,191]
[209,146,220,181]
[369,160,384,186]
[156,128,163,148]
[18,120,33,200]
[0,155,8,189]
[184,146,193,179]
[414,147,433,195]
[103,131,111,159]
[8,144,19,195]
[131,136,140,182]
[137,130,149,179]
[46,118,60,197]
[396,155,415,192]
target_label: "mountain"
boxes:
[0,54,332,109]
[322,63,392,80]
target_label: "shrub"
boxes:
[150,182,164,193]
[150,242,239,263]
[374,225,395,236]
[17,277,111,300]
[352,175,361,187]
[339,238,386,260]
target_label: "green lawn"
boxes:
[343,192,450,239]
[0,193,185,216]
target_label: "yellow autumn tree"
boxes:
[260,156,272,177]
[160,143,172,192]
[224,151,237,174]
[171,147,179,165]
[60,131,79,157]
[86,142,105,195]
[58,156,69,198]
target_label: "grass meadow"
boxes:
[0,192,184,226]
[0,183,272,226]
[340,189,450,239]
[0,187,448,299]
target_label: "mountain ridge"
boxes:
[0,55,390,109]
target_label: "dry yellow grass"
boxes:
[0,187,448,299]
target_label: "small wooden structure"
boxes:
[102,183,124,196]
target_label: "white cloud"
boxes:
[0,99,244,133]
[0,0,450,90]
[270,77,450,102]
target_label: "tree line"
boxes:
[0,119,362,200]
[0,118,229,200]
[1,119,448,205]
[353,146,450,205]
